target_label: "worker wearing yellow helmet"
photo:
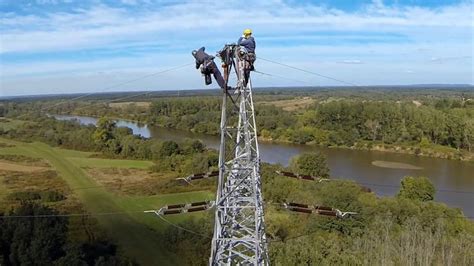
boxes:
[237,29,256,85]
[238,29,256,54]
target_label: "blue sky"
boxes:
[0,0,472,96]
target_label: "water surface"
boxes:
[54,114,474,217]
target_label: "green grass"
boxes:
[68,157,154,169]
[425,143,459,153]
[0,139,94,158]
[0,139,42,157]
[0,138,213,265]
[51,147,94,158]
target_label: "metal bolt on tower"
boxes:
[210,45,269,265]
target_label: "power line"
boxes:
[265,201,473,219]
[253,70,312,85]
[156,214,212,239]
[148,203,474,246]
[70,91,156,113]
[0,210,145,219]
[47,63,193,108]
[5,54,472,253]
[1,201,470,247]
[258,57,359,87]
[44,64,194,118]
[2,201,470,221]
[3,206,468,247]
[15,62,193,119]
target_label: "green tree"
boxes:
[289,128,314,144]
[463,119,474,152]
[397,176,435,201]
[159,141,180,157]
[92,117,116,147]
[365,119,380,141]
[181,153,210,174]
[289,152,330,178]
[0,203,68,265]
[183,139,205,154]
[420,136,431,148]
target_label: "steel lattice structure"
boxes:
[144,44,357,265]
[209,45,269,265]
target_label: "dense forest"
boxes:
[0,88,473,265]
[145,97,474,157]
[0,203,134,265]
[3,87,472,160]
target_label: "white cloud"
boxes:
[0,0,472,96]
[430,56,472,63]
[338,60,364,64]
[1,1,472,54]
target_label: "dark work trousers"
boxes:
[242,52,255,87]
[203,60,226,89]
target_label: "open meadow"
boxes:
[0,137,213,265]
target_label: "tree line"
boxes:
[128,97,473,155]
[2,89,473,157]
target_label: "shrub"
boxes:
[7,191,41,201]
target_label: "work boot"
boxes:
[205,74,212,85]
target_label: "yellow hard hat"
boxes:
[243,29,252,35]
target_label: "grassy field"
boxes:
[68,157,154,169]
[0,138,213,265]
[109,101,151,108]
[258,97,315,111]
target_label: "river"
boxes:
[54,114,474,217]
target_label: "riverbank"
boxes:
[45,114,474,217]
[257,137,474,162]
[365,142,473,162]
[61,113,474,162]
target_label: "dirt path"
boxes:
[25,142,175,265]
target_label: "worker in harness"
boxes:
[238,29,256,55]
[237,29,256,85]
[192,47,229,90]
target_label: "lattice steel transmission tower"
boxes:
[209,45,269,265]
